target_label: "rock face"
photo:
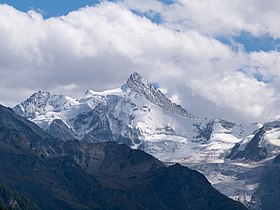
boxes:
[125,72,195,118]
[228,126,269,161]
[222,115,280,210]
[250,154,280,210]
[0,104,247,210]
[228,117,280,162]
[47,119,76,141]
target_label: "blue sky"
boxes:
[218,32,280,52]
[0,0,173,17]
[0,0,100,17]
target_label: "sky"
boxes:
[0,0,280,124]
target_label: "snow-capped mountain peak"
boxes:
[13,72,258,164]
[13,90,54,118]
[124,72,195,118]
[264,115,280,127]
[125,72,150,90]
[26,90,53,107]
[13,72,265,206]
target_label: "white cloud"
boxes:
[0,1,280,123]
[123,0,280,38]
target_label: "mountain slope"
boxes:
[13,72,263,207]
[0,104,247,210]
[0,182,39,210]
[228,116,280,162]
[249,154,280,210]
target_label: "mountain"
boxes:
[10,72,280,210]
[0,104,247,210]
[13,72,259,164]
[247,153,280,210]
[228,116,280,162]
[221,115,280,210]
[124,72,195,118]
[14,72,265,208]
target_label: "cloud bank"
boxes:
[0,1,280,123]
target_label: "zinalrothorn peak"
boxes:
[13,72,256,163]
[125,72,196,118]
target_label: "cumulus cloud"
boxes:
[123,0,280,37]
[0,1,280,124]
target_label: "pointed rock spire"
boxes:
[125,72,196,118]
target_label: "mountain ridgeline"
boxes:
[13,72,258,163]
[0,104,247,210]
[10,72,280,210]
